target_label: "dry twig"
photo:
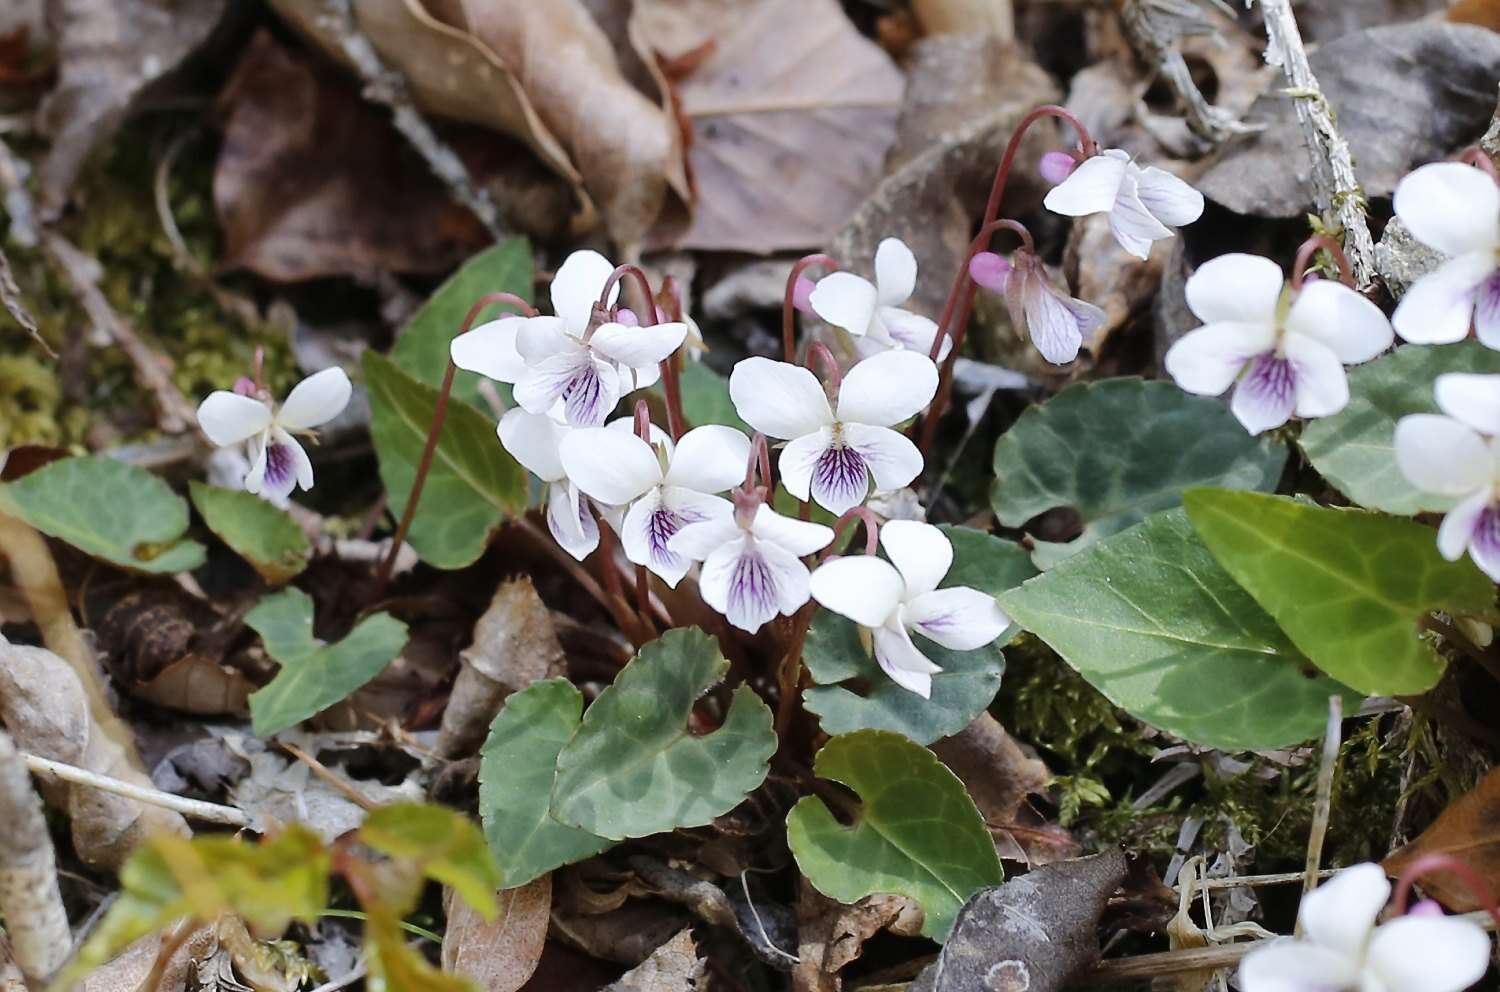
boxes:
[1299,693,1343,925]
[1121,0,1260,145]
[21,751,248,828]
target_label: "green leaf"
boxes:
[57,827,329,991]
[803,615,1006,746]
[364,351,528,569]
[0,455,205,573]
[358,803,502,919]
[1184,490,1496,696]
[786,731,1002,941]
[676,362,749,432]
[991,378,1286,567]
[390,239,533,407]
[478,679,612,888]
[1299,342,1500,514]
[189,482,310,583]
[246,588,409,737]
[550,628,776,841]
[366,910,476,992]
[999,508,1358,749]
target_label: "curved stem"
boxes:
[805,341,843,388]
[1391,853,1500,931]
[1291,233,1355,289]
[783,254,839,363]
[373,292,537,594]
[658,275,688,440]
[1459,146,1500,183]
[599,264,656,319]
[820,506,881,561]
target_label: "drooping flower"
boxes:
[197,367,351,501]
[495,407,603,561]
[968,251,1011,294]
[667,501,834,633]
[1395,372,1500,582]
[808,521,1009,698]
[1237,863,1489,992]
[1390,162,1500,347]
[808,238,950,359]
[1043,148,1204,259]
[1000,250,1106,365]
[729,350,937,516]
[1164,253,1393,434]
[559,422,750,586]
[450,250,687,427]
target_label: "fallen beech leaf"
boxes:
[427,0,676,248]
[908,850,1128,992]
[1384,765,1500,912]
[930,714,1051,835]
[437,577,567,758]
[228,742,423,843]
[1197,22,1500,217]
[602,930,706,992]
[37,0,228,211]
[551,900,693,966]
[631,0,903,253]
[214,31,491,281]
[442,877,551,992]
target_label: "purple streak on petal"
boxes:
[1470,503,1500,581]
[562,362,607,426]
[646,502,710,570]
[811,443,869,511]
[727,546,779,629]
[1475,271,1500,346]
[263,441,297,492]
[1039,151,1078,185]
[969,252,1011,295]
[1235,352,1297,429]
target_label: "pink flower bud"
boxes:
[1039,151,1078,185]
[1407,899,1445,918]
[233,376,257,396]
[792,276,817,314]
[616,307,640,326]
[969,252,1012,294]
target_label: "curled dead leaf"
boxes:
[1384,765,1500,912]
[601,929,706,992]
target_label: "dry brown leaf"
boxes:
[79,923,217,992]
[1384,765,1500,912]
[94,586,251,718]
[932,713,1050,830]
[1063,210,1164,363]
[442,876,551,992]
[437,577,567,758]
[214,31,492,281]
[36,0,227,212]
[425,0,676,249]
[551,899,694,966]
[601,930,705,992]
[631,0,904,254]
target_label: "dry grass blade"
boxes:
[0,245,53,359]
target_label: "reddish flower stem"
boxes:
[743,433,773,492]
[821,506,881,561]
[916,105,1096,458]
[783,254,840,363]
[601,263,687,442]
[1459,145,1500,183]
[597,519,649,646]
[1291,233,1356,290]
[806,341,843,389]
[658,275,689,440]
[1390,853,1500,931]
[373,292,537,595]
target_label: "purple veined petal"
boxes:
[517,353,621,428]
[547,482,600,561]
[841,423,923,493]
[761,540,815,616]
[1230,351,1298,435]
[778,429,830,502]
[1106,171,1174,259]
[698,537,781,633]
[621,487,732,588]
[1474,270,1500,350]
[809,434,871,516]
[1133,164,1204,229]
[247,430,308,500]
[1466,500,1500,582]
[1020,270,1085,365]
[904,587,1009,650]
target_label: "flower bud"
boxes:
[792,275,817,314]
[968,252,1011,294]
[1039,151,1078,185]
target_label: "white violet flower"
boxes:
[729,350,938,516]
[496,407,602,562]
[1164,253,1393,435]
[808,238,951,359]
[1043,148,1204,259]
[450,250,687,427]
[808,521,1009,698]
[197,367,352,501]
[668,503,834,633]
[1237,863,1489,992]
[559,422,750,586]
[1001,250,1106,365]
[1390,161,1500,347]
[1395,372,1500,582]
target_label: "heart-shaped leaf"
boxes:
[1299,342,1500,515]
[1184,489,1496,696]
[786,730,1002,941]
[550,628,775,841]
[479,679,612,888]
[0,455,206,573]
[189,482,310,583]
[991,378,1286,567]
[246,588,409,736]
[1000,508,1358,749]
[365,351,528,569]
[391,239,533,408]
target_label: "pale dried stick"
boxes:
[21,752,247,828]
[1298,694,1344,935]
[0,730,71,982]
[1254,0,1377,289]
